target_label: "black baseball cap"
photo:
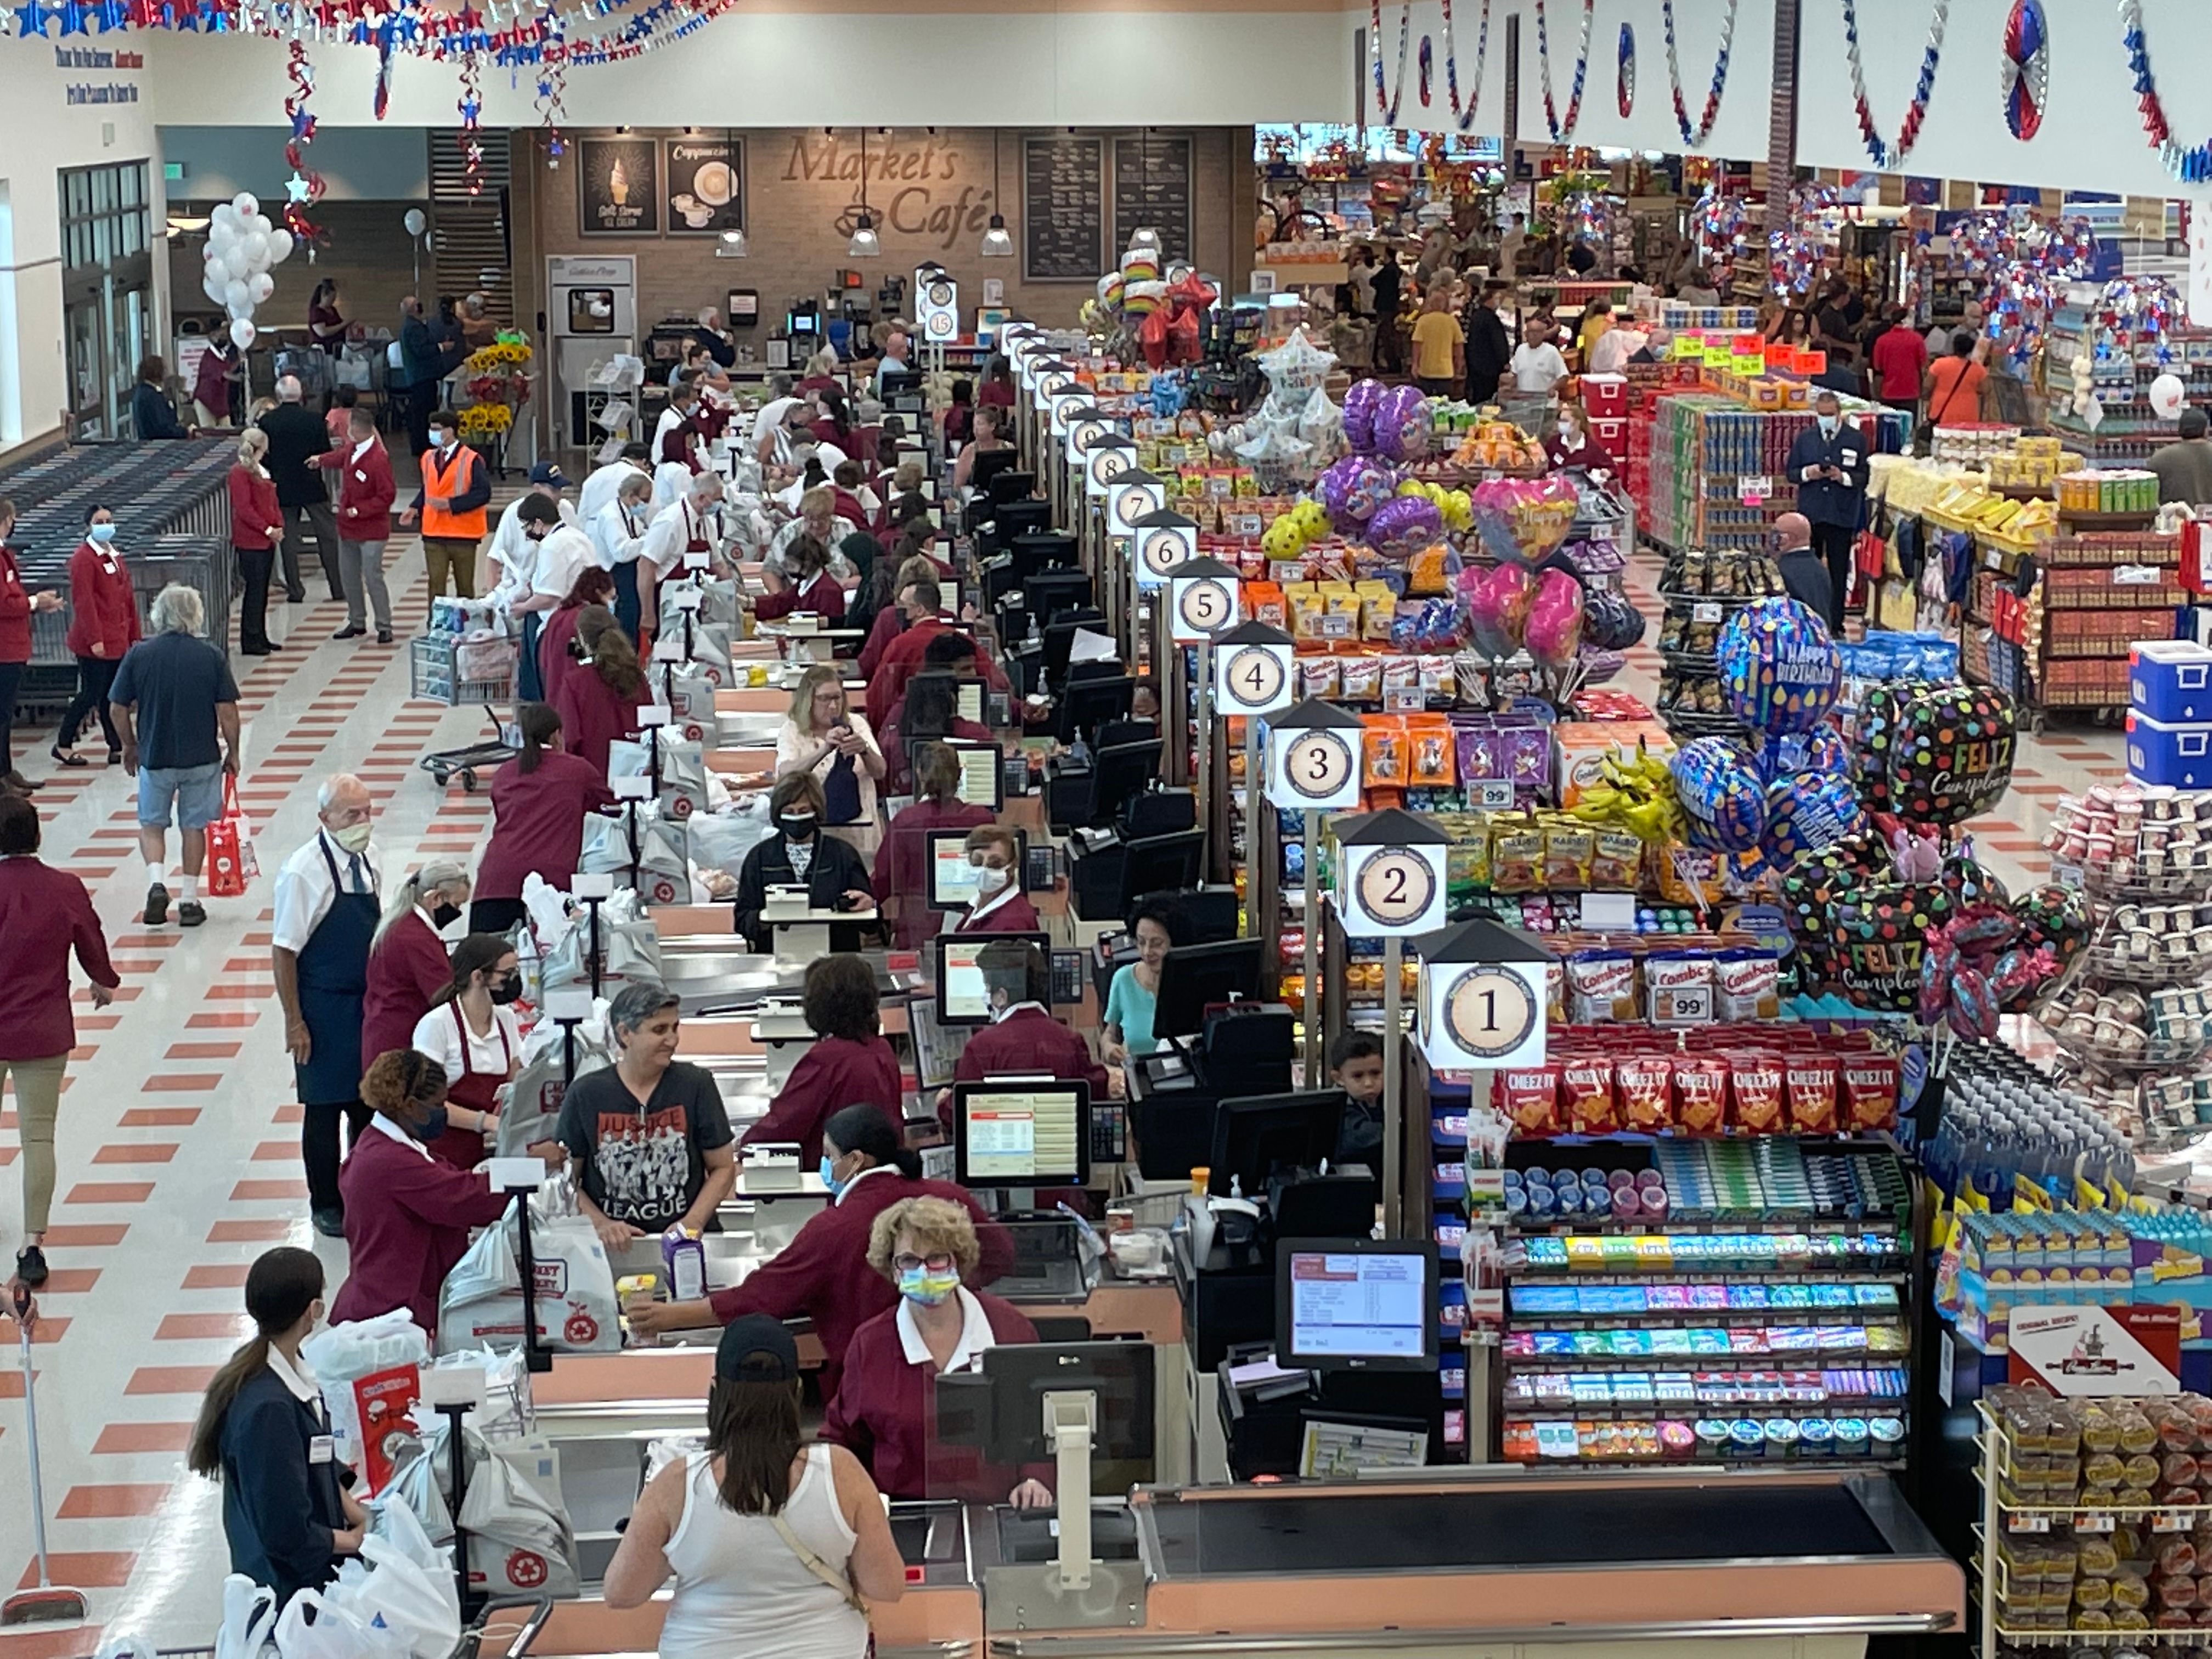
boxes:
[716,1314,799,1383]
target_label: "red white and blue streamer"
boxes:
[1437,0,1491,134]
[2118,0,2212,183]
[1661,0,1737,149]
[1369,0,1410,125]
[1842,0,1950,170]
[1616,20,1634,120]
[1532,0,1594,144]
[1999,0,2046,142]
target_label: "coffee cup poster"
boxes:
[580,137,659,236]
[665,139,744,239]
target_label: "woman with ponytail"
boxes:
[407,932,522,1169]
[189,1246,365,1608]
[360,858,469,1072]
[473,702,616,935]
[553,605,647,776]
[329,1048,547,1331]
[624,1104,1013,1404]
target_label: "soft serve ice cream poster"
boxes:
[581,136,658,236]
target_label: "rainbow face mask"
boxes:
[898,1266,961,1307]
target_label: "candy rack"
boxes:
[1973,1390,2212,1657]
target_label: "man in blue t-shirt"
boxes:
[108,583,240,928]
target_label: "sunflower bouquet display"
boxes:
[456,402,513,442]
[461,329,533,413]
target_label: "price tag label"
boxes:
[2115,564,2164,585]
[2153,1512,2190,1533]
[2006,1514,2051,1534]
[1737,476,1771,505]
[1984,546,2004,570]
[1692,602,1724,624]
[2074,1513,2117,1533]
[1475,780,1516,809]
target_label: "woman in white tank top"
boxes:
[604,1315,906,1659]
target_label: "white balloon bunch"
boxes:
[199,193,296,352]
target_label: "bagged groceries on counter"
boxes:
[301,1311,430,1477]
[378,1435,455,1544]
[687,799,773,876]
[499,1026,608,1160]
[456,1441,582,1603]
[682,620,735,688]
[437,1181,620,1358]
[608,737,710,823]
[274,1588,398,1659]
[539,910,661,997]
[217,1573,281,1659]
[338,1505,462,1659]
[655,661,718,743]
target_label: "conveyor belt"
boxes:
[1145,1481,1890,1577]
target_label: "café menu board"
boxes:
[665,138,744,238]
[579,137,658,237]
[1023,134,1105,283]
[1114,134,1192,264]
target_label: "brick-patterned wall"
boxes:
[523,126,1254,342]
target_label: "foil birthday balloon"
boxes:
[1671,737,1769,853]
[1717,597,1842,735]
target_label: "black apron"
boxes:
[295,837,378,1106]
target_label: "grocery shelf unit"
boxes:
[1971,1398,2212,1657]
[1479,1135,1926,1472]
[2044,305,2212,466]
[1970,522,2180,728]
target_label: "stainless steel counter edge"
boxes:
[980,1612,1957,1658]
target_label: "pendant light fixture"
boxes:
[1125,125,1163,257]
[980,132,1013,257]
[847,127,881,259]
[715,126,748,257]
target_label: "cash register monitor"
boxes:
[926,827,1030,911]
[1277,1238,1440,1372]
[957,681,985,725]
[1207,1091,1345,1199]
[1041,610,1109,684]
[973,1341,1156,1467]
[1153,936,1266,1041]
[934,930,1052,1025]
[1115,831,1206,923]
[952,1081,1091,1187]
[1027,568,1094,630]
[978,458,1029,503]
[1092,738,1164,827]
[1057,671,1133,744]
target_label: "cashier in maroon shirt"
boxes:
[626,1104,1013,1406]
[360,860,471,1072]
[328,1049,559,1334]
[950,824,1040,934]
[739,953,903,1166]
[537,566,617,716]
[874,743,994,950]
[0,794,119,1287]
[823,1195,1052,1505]
[554,607,647,777]
[471,703,617,937]
[939,940,1107,1136]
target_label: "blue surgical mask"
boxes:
[1818,415,1841,439]
[819,1154,844,1195]
[88,523,116,543]
[412,1105,449,1143]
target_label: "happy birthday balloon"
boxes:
[1718,597,1842,735]
[1317,453,1397,529]
[1342,379,1384,452]
[1370,382,1432,462]
[1365,492,1443,555]
[1763,770,1864,862]
[1671,737,1769,853]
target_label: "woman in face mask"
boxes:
[360,859,471,1081]
[328,1048,549,1333]
[821,1197,1053,1506]
[626,1104,1014,1407]
[732,772,876,953]
[1543,401,1612,477]
[407,933,524,1169]
[473,702,616,935]
[739,953,901,1167]
[951,823,1038,934]
[187,1246,367,1610]
[54,503,138,768]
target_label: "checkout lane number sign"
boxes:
[1341,843,1447,936]
[1215,642,1294,716]
[1137,527,1193,588]
[1170,574,1239,643]
[1266,727,1362,812]
[1424,962,1548,1070]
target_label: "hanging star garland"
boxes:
[280,38,327,246]
[1532,0,1594,143]
[1661,0,1737,148]
[456,44,484,195]
[2118,0,2212,183]
[1841,0,1949,170]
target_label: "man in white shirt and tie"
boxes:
[270,774,382,1237]
[592,470,658,640]
[579,442,652,526]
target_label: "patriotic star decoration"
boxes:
[458,91,482,121]
[57,1,91,35]
[290,106,317,140]
[285,170,314,204]
[19,0,54,30]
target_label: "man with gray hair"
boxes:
[106,582,239,928]
[257,372,341,605]
[555,976,734,1257]
[271,771,380,1234]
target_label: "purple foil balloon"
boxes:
[1365,493,1443,554]
[1318,454,1395,529]
[1371,383,1433,462]
[1342,378,1384,452]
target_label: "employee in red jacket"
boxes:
[328,1048,553,1334]
[537,566,616,717]
[360,859,470,1072]
[53,503,139,768]
[0,793,120,1288]
[864,578,1007,729]
[555,608,648,778]
[750,533,847,624]
[874,742,994,950]
[0,498,64,793]
[625,1104,1012,1405]
[472,702,616,935]
[319,403,397,644]
[227,431,285,657]
[951,824,1039,934]
[822,1195,1051,1504]
[941,940,1107,1134]
[740,954,903,1165]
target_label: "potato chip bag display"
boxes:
[1617,1055,1674,1131]
[1498,1065,1562,1136]
[1730,1056,1785,1134]
[1843,1057,1900,1132]
[1646,954,1716,1025]
[1673,1057,1730,1135]
[1341,655,1384,701]
[1714,951,1782,1020]
[1300,656,1341,700]
[1566,951,1637,1022]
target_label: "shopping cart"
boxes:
[410,633,520,792]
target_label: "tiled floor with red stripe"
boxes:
[0,532,521,1655]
